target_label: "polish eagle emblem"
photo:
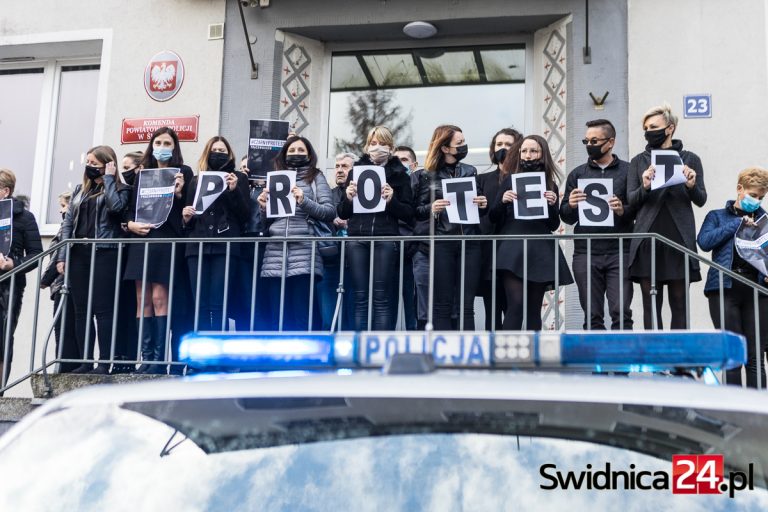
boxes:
[150,61,177,92]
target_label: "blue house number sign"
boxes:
[683,94,711,118]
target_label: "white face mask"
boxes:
[368,146,390,164]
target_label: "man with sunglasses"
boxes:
[560,119,635,330]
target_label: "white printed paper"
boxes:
[352,165,386,214]
[192,171,229,214]
[441,177,479,224]
[512,172,547,220]
[266,170,297,218]
[651,150,686,190]
[577,178,614,227]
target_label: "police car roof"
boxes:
[34,370,768,415]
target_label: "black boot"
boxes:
[71,363,94,374]
[148,316,168,375]
[135,317,156,374]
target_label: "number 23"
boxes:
[687,98,709,114]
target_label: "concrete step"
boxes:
[0,398,36,423]
[30,373,178,399]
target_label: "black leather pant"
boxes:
[346,240,397,330]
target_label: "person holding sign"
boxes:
[257,136,336,330]
[124,127,193,373]
[414,125,487,330]
[477,128,522,330]
[489,135,573,331]
[560,119,634,330]
[55,146,130,374]
[628,104,707,329]
[182,136,249,331]
[337,126,413,331]
[0,169,42,384]
[697,168,768,388]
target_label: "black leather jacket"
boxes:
[58,174,130,261]
[413,162,484,236]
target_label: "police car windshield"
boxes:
[0,403,766,511]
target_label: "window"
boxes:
[47,65,100,224]
[328,45,526,169]
[0,68,45,202]
[0,59,101,231]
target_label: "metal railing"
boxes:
[0,232,766,394]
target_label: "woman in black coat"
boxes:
[628,103,706,329]
[477,128,522,330]
[182,136,249,331]
[489,135,573,330]
[124,127,193,373]
[337,126,413,331]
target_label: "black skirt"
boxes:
[123,225,177,284]
[630,204,701,283]
[496,237,574,287]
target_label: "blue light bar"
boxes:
[179,332,339,370]
[556,331,746,371]
[178,330,746,374]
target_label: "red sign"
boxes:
[121,116,199,144]
[672,454,724,494]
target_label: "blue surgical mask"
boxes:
[153,147,173,163]
[740,194,761,213]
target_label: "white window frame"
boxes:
[0,29,112,235]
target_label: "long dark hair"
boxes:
[274,135,320,183]
[140,127,184,168]
[500,134,561,187]
[488,127,522,165]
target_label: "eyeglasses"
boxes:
[581,137,610,146]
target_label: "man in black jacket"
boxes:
[560,120,634,330]
[0,169,43,384]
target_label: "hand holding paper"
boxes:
[650,150,686,190]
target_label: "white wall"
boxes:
[1,0,226,396]
[628,0,768,329]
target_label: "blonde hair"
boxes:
[0,168,16,195]
[737,167,768,191]
[642,102,678,132]
[197,136,234,172]
[365,125,395,152]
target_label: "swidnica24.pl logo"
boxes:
[540,455,755,498]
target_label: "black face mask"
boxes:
[208,152,231,171]
[493,148,508,165]
[644,127,668,148]
[452,144,468,162]
[122,169,137,185]
[520,159,544,173]
[285,155,311,168]
[586,142,607,161]
[85,165,102,180]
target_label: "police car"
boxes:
[0,330,766,511]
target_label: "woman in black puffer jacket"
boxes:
[337,126,413,330]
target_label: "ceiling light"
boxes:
[403,21,437,39]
